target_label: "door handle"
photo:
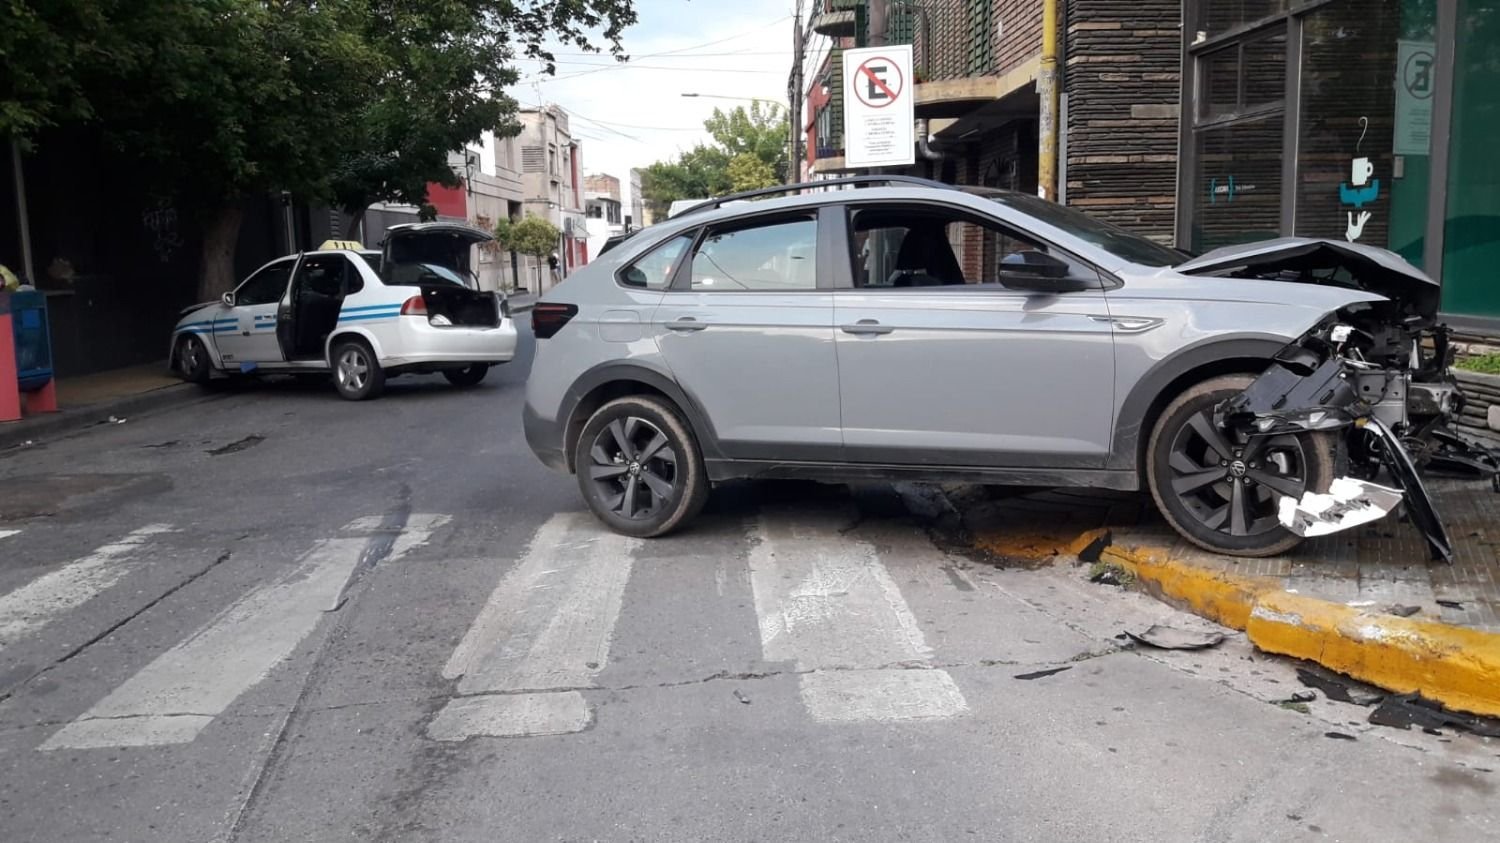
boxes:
[841,319,893,336]
[665,317,706,332]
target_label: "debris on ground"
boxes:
[1367,693,1500,738]
[1124,624,1225,650]
[1384,604,1422,617]
[1324,731,1358,741]
[1013,666,1072,681]
[1086,561,1134,587]
[206,435,266,456]
[1279,701,1311,714]
[1436,599,1465,610]
[97,415,128,425]
[1076,530,1112,564]
[733,689,751,705]
[143,440,181,449]
[1278,477,1403,538]
[1295,666,1385,706]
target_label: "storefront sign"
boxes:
[1395,40,1435,156]
[842,45,915,169]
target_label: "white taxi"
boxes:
[170,223,517,400]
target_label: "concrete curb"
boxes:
[0,382,210,450]
[974,525,1500,718]
[1099,538,1500,718]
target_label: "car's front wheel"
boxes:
[1147,374,1335,557]
[575,395,709,538]
[442,364,489,388]
[174,335,212,385]
[331,339,385,401]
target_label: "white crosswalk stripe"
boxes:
[0,525,176,651]
[39,518,385,750]
[749,507,969,722]
[0,529,20,541]
[429,512,641,741]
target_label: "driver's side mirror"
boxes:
[221,292,235,308]
[996,251,1092,294]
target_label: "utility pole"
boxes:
[787,1,804,185]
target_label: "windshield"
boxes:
[975,189,1187,267]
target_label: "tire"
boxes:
[1146,374,1335,557]
[174,335,212,385]
[574,395,709,538]
[442,364,490,388]
[331,338,385,401]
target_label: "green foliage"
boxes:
[1456,353,1500,375]
[641,103,789,218]
[726,153,778,192]
[495,213,560,259]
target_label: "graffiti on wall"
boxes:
[141,199,184,263]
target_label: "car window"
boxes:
[294,254,353,298]
[689,216,817,291]
[234,260,294,306]
[619,234,692,290]
[974,189,1186,267]
[848,205,1100,290]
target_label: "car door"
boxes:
[215,257,297,368]
[650,209,841,460]
[833,202,1117,468]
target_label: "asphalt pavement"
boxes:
[0,328,1496,842]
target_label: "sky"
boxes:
[511,0,831,203]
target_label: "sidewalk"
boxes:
[0,362,200,449]
[949,479,1500,716]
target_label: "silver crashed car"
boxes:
[524,176,1496,558]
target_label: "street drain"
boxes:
[206,435,265,456]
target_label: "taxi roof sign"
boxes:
[318,239,365,251]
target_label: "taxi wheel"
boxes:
[331,339,385,401]
[175,335,211,385]
[442,364,489,388]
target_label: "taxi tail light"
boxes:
[532,302,577,339]
[400,295,427,316]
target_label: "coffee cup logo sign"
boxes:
[1339,119,1380,242]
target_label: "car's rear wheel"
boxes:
[332,339,385,401]
[575,395,708,538]
[442,364,489,388]
[174,335,211,385]
[1147,374,1335,557]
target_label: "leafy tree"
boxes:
[495,213,560,288]
[1,0,638,300]
[641,103,788,219]
[726,153,778,192]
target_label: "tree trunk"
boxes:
[198,204,245,302]
[343,206,366,240]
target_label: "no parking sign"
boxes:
[842,45,915,169]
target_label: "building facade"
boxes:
[519,106,589,290]
[803,0,1500,329]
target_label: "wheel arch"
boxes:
[561,362,723,474]
[169,330,227,371]
[1111,336,1289,474]
[325,328,385,365]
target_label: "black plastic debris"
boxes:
[1014,666,1072,681]
[1385,604,1421,618]
[1124,624,1225,650]
[1367,693,1500,738]
[733,689,751,705]
[1296,666,1385,706]
[1436,599,1465,610]
[1076,530,1113,564]
[1281,690,1317,704]
[1325,731,1358,740]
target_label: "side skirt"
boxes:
[704,459,1141,490]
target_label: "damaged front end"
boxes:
[1220,309,1499,562]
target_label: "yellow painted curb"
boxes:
[968,524,1500,718]
[1100,542,1500,719]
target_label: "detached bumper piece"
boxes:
[1361,416,1454,562]
[1278,477,1404,539]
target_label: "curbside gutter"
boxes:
[1095,537,1500,718]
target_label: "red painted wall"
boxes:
[427,182,467,219]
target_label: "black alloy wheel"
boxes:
[575,395,708,537]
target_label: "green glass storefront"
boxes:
[1179,0,1500,326]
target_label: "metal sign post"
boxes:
[842,45,915,170]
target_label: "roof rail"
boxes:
[674,175,956,218]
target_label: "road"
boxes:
[0,329,1495,842]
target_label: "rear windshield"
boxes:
[383,236,477,288]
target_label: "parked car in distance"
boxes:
[171,224,516,400]
[524,176,1482,558]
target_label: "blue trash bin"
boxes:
[9,289,53,392]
